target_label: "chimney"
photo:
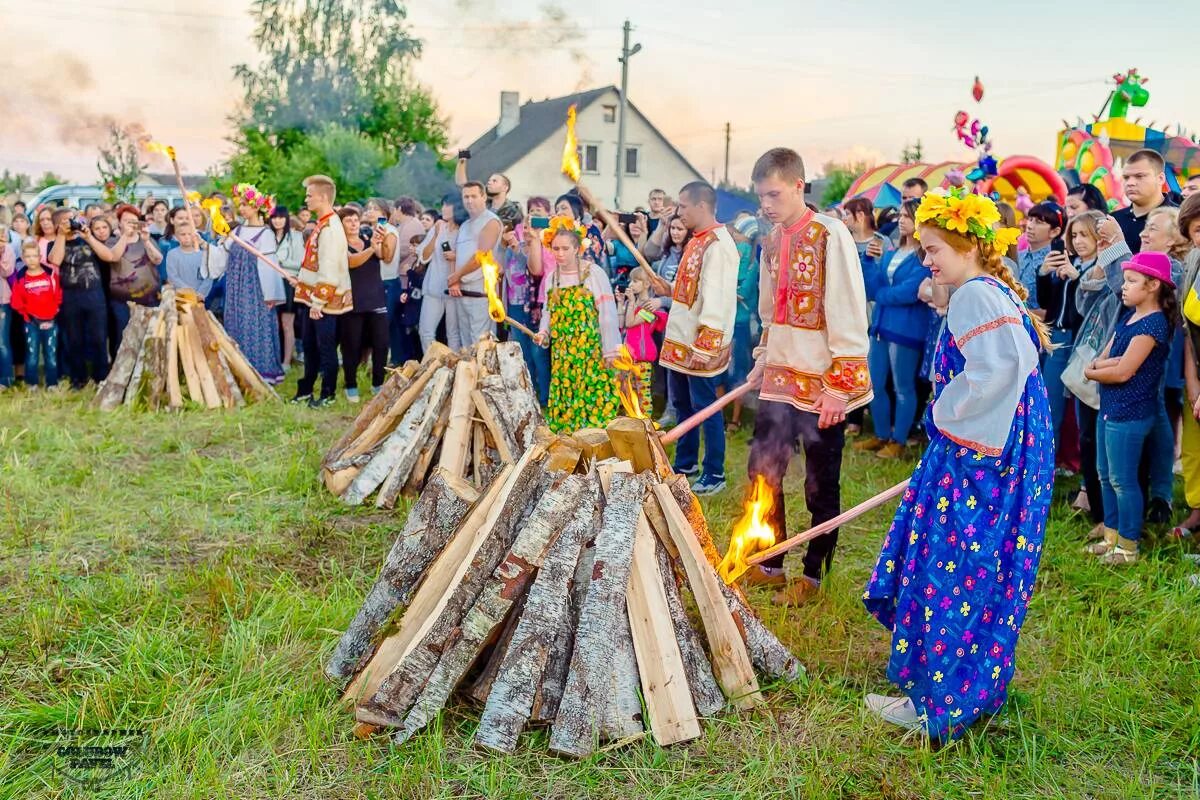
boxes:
[497,91,520,137]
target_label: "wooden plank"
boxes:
[474,484,598,753]
[343,444,546,711]
[626,512,701,745]
[654,535,725,717]
[549,471,645,758]
[475,336,497,374]
[215,349,245,407]
[95,303,150,410]
[324,362,420,466]
[335,361,441,465]
[436,360,478,480]
[325,471,476,684]
[642,492,680,560]
[477,372,544,456]
[401,400,453,497]
[652,483,762,710]
[666,479,805,682]
[393,474,592,744]
[190,304,234,408]
[374,369,455,509]
[175,320,202,404]
[606,416,673,479]
[209,310,276,401]
[545,436,584,474]
[181,309,222,409]
[573,428,614,464]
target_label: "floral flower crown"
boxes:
[913,188,1020,252]
[231,183,274,214]
[541,214,589,252]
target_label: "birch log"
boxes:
[340,367,450,506]
[176,321,202,404]
[354,446,548,725]
[474,488,598,753]
[123,304,162,407]
[324,470,476,684]
[393,474,591,744]
[437,360,478,480]
[655,537,725,717]
[375,370,455,509]
[336,361,442,464]
[190,306,234,408]
[549,472,645,758]
[324,362,420,466]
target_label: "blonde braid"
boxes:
[978,243,1053,351]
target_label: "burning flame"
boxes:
[718,476,778,584]
[143,140,176,161]
[185,191,201,205]
[561,104,581,183]
[200,198,230,236]
[611,344,648,420]
[478,250,506,323]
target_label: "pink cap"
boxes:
[1121,251,1174,288]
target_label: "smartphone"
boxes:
[1050,239,1066,255]
[457,149,471,160]
[377,217,387,227]
[441,241,452,253]
[529,216,550,230]
[617,212,637,226]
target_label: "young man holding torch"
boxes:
[293,175,352,408]
[743,148,872,605]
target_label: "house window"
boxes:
[603,104,617,123]
[623,146,640,176]
[579,143,600,174]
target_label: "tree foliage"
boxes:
[900,139,924,163]
[0,170,33,197]
[33,172,65,191]
[227,0,450,204]
[97,124,145,204]
[820,160,874,206]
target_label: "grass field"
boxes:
[1,375,1198,799]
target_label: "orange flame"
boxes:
[478,250,506,323]
[719,476,777,584]
[143,140,176,161]
[200,198,230,236]
[611,344,648,420]
[561,104,581,183]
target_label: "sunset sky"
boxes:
[2,0,1197,187]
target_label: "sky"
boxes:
[2,0,1198,188]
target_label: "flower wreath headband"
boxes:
[913,188,1020,252]
[231,183,275,215]
[541,214,589,253]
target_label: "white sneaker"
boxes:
[865,693,926,733]
[345,388,360,404]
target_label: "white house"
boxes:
[463,86,704,211]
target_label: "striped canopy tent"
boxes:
[845,162,971,205]
[846,158,1067,211]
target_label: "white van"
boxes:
[25,184,187,211]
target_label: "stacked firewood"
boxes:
[321,339,545,509]
[94,287,279,412]
[326,417,805,757]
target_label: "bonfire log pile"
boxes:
[321,339,545,508]
[326,396,805,756]
[94,287,279,412]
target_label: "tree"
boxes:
[232,0,447,160]
[97,124,145,204]
[33,172,65,191]
[0,170,32,197]
[900,139,924,163]
[378,143,457,208]
[820,160,874,206]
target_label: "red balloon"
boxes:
[972,76,984,103]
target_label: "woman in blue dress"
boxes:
[862,190,1056,742]
[223,183,285,384]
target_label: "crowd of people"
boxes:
[3,144,1200,741]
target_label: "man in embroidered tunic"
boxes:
[294,174,352,408]
[744,148,872,604]
[659,181,740,495]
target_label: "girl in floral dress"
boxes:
[223,183,285,384]
[534,216,622,432]
[862,190,1055,742]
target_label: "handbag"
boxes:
[1062,292,1117,410]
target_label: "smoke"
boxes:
[444,1,593,90]
[0,51,147,151]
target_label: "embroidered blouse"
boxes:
[660,224,740,377]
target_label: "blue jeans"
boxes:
[1042,327,1075,441]
[867,337,922,443]
[668,369,725,478]
[728,319,754,385]
[24,320,59,387]
[0,306,12,386]
[1147,406,1176,503]
[1098,415,1155,541]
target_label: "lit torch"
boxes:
[475,250,544,345]
[718,475,778,585]
[561,104,581,183]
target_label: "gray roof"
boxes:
[464,85,702,184]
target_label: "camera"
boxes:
[457,149,471,160]
[68,219,85,233]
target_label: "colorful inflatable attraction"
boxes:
[1056,68,1199,208]
[846,158,1066,209]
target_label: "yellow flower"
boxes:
[937,497,949,512]
[933,670,944,683]
[946,561,957,573]
[896,638,909,653]
[885,559,895,573]
[960,601,971,616]
[966,496,977,509]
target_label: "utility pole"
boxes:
[723,122,731,185]
[615,19,641,210]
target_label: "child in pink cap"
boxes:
[1083,250,1178,564]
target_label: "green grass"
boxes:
[0,376,1198,799]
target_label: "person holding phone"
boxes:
[1016,201,1065,320]
[417,193,467,351]
[1028,202,1077,439]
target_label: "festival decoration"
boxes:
[913,188,1021,252]
[231,182,275,215]
[972,75,984,103]
[540,214,588,253]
